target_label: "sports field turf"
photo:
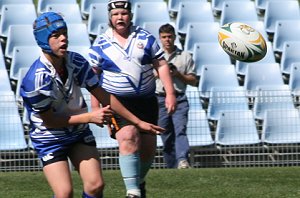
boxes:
[1,167,300,198]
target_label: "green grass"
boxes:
[1,167,300,198]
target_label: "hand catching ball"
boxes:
[218,22,267,62]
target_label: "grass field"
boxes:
[1,167,300,198]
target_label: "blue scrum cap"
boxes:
[107,0,131,12]
[33,12,67,53]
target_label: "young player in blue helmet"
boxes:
[21,12,164,198]
[88,0,177,197]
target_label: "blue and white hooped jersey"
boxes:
[20,52,99,145]
[88,26,164,98]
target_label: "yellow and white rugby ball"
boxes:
[218,22,267,62]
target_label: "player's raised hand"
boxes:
[89,105,113,127]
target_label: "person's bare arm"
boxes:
[39,105,113,128]
[154,58,177,114]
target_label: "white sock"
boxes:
[127,189,141,197]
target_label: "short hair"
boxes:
[159,23,176,35]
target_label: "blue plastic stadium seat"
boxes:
[273,20,300,54]
[0,4,37,38]
[264,0,300,35]
[0,69,12,91]
[67,23,91,59]
[5,24,37,59]
[176,1,214,35]
[168,0,203,14]
[0,91,27,150]
[187,109,214,147]
[207,86,249,121]
[212,0,251,16]
[87,3,108,37]
[280,41,300,75]
[45,3,83,24]
[186,85,202,111]
[288,62,300,97]
[37,0,77,14]
[0,0,33,15]
[9,46,40,81]
[262,109,300,144]
[15,67,29,103]
[253,85,295,120]
[132,2,170,27]
[184,22,220,54]
[192,42,232,75]
[215,110,260,146]
[235,41,276,76]
[220,1,258,26]
[199,64,240,99]
[244,63,284,97]
[80,0,106,19]
[255,0,290,14]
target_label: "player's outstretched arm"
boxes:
[90,87,165,135]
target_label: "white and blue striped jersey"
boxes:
[88,26,164,98]
[20,52,99,145]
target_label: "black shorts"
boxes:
[110,95,158,139]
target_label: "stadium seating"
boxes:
[67,23,91,59]
[0,69,12,91]
[45,3,83,24]
[215,110,260,146]
[0,90,27,150]
[168,0,203,14]
[192,42,232,75]
[80,0,106,19]
[9,46,40,81]
[5,25,36,59]
[235,42,276,76]
[220,1,259,26]
[253,85,295,120]
[212,0,251,16]
[264,0,300,35]
[288,62,300,97]
[37,0,77,14]
[273,20,300,55]
[176,1,214,35]
[255,0,290,14]
[15,67,29,103]
[186,85,202,110]
[199,64,240,99]
[184,22,220,54]
[0,0,33,15]
[132,2,170,27]
[280,41,300,75]
[243,63,284,97]
[0,46,7,70]
[187,109,214,147]
[207,86,249,121]
[262,109,300,144]
[87,3,108,37]
[0,4,37,38]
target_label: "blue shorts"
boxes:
[32,130,96,167]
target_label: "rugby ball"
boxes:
[218,22,267,62]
